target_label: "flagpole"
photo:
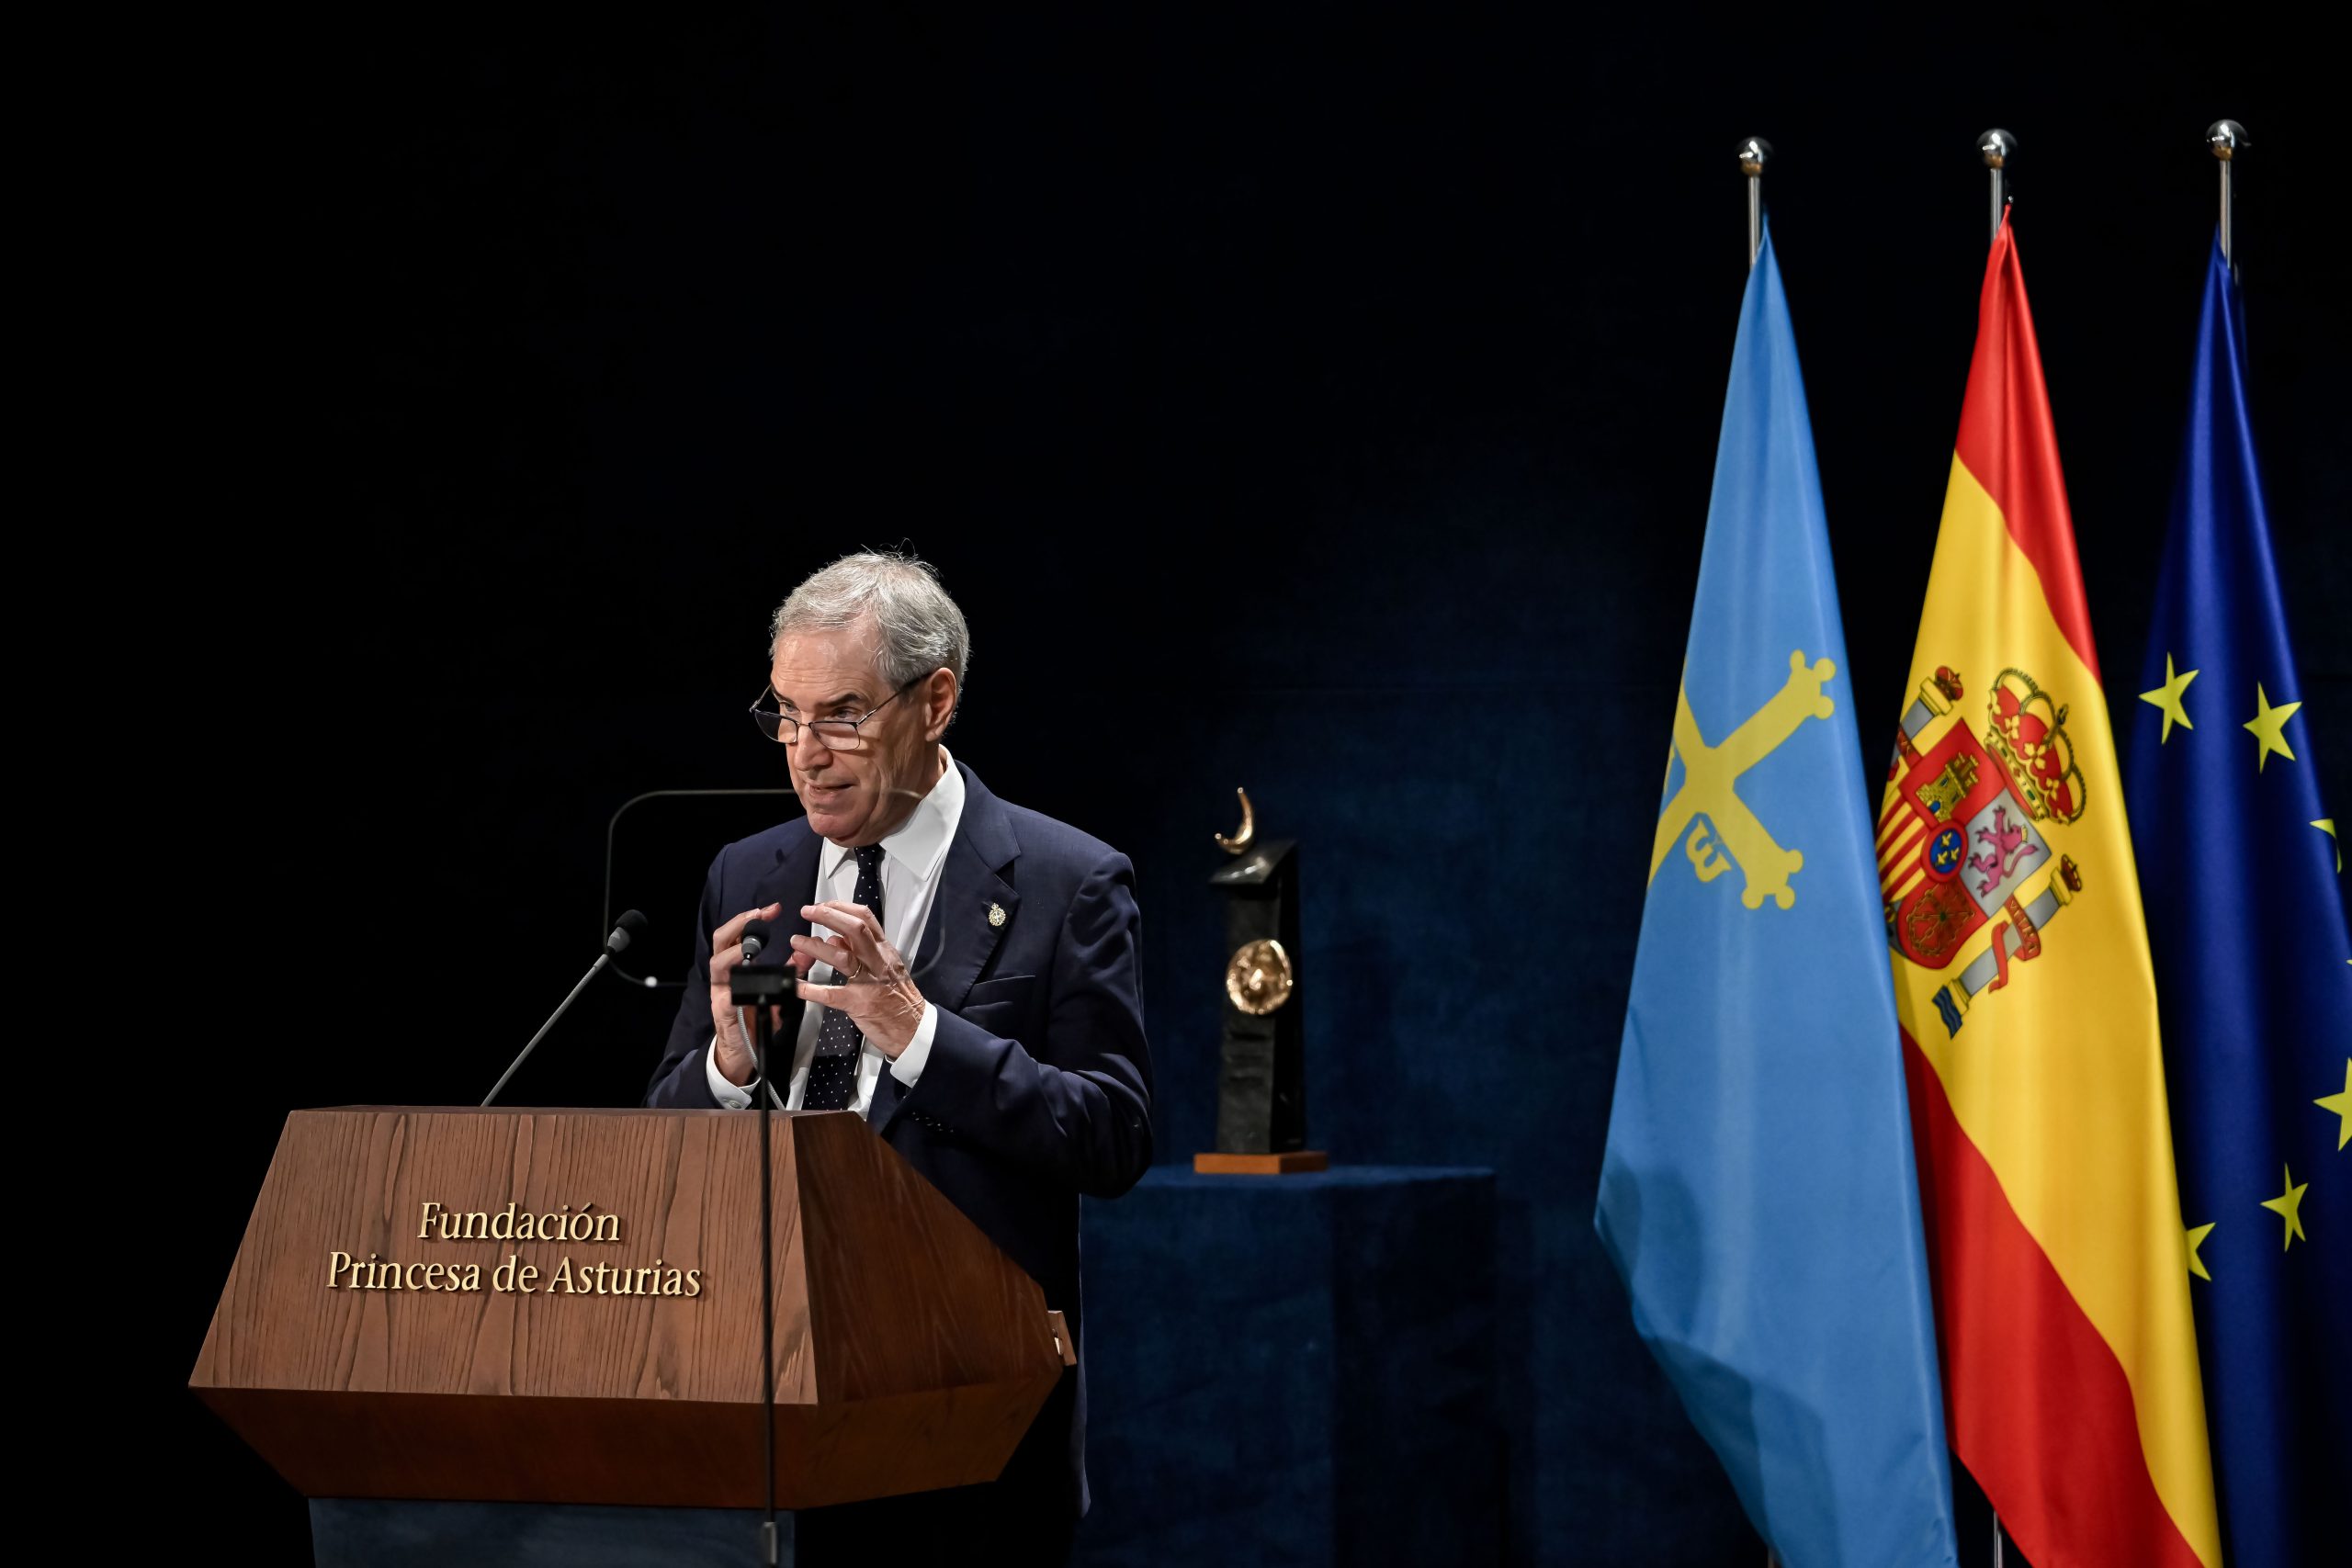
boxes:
[1738,137,1772,267]
[1734,155,1772,1568]
[2207,119,2246,270]
[1977,129,2018,1568]
[1978,129,2016,244]
[1970,129,2013,1566]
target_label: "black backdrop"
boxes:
[138,11,2346,1564]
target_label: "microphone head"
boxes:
[741,919,773,964]
[605,908,649,955]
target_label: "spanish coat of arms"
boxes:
[1878,665,2088,1027]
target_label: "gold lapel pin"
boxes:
[988,902,1007,928]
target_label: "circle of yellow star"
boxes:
[2184,1222,2216,1280]
[2318,1058,2352,1153]
[2140,654,2199,743]
[2259,1164,2308,1249]
[2317,818,2341,875]
[2244,683,2302,773]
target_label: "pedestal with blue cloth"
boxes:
[1075,1165,1499,1568]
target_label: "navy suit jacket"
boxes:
[642,761,1153,1515]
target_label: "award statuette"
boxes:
[1195,789,1328,1175]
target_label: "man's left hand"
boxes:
[790,901,928,1056]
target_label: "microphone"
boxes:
[605,908,649,957]
[481,910,650,1106]
[731,920,786,1107]
[729,914,788,1564]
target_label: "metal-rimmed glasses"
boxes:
[749,677,919,750]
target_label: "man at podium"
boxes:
[644,550,1155,1562]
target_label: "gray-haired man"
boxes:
[645,551,1154,1562]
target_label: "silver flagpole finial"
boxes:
[2207,119,2247,268]
[1737,137,1772,269]
[1978,129,2017,246]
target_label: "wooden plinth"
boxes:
[1193,1150,1329,1175]
[191,1107,1067,1510]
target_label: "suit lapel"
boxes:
[912,830,1019,1010]
[879,762,1021,1135]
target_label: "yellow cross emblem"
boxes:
[1649,650,1838,911]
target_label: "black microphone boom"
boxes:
[481,910,649,1107]
[729,917,789,1564]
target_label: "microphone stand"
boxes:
[481,912,643,1107]
[729,964,790,1567]
[482,953,613,1106]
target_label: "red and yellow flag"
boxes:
[1879,217,2220,1568]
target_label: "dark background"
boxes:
[133,10,2344,1564]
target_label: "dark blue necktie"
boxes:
[801,844,885,1112]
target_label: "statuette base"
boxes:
[1193,1150,1329,1176]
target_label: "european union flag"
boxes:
[2127,235,2351,1568]
[1595,225,1958,1568]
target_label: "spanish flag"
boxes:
[1880,215,2221,1568]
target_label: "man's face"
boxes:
[769,622,944,846]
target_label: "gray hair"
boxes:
[769,550,971,696]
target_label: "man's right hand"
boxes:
[708,902,792,1087]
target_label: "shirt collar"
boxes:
[819,747,963,886]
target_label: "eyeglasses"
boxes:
[749,677,919,750]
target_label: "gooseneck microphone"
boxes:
[605,909,650,955]
[481,909,649,1106]
[735,922,772,1084]
[729,917,791,1565]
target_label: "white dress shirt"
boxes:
[706,750,966,1113]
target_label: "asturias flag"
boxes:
[1597,223,1958,1568]
[2127,233,2349,1568]
[1881,214,2221,1568]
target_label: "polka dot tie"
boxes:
[802,844,886,1112]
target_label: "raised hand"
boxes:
[789,900,928,1056]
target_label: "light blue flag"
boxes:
[1594,224,1958,1568]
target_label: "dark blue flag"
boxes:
[2126,234,2351,1568]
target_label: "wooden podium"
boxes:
[191,1107,1071,1512]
